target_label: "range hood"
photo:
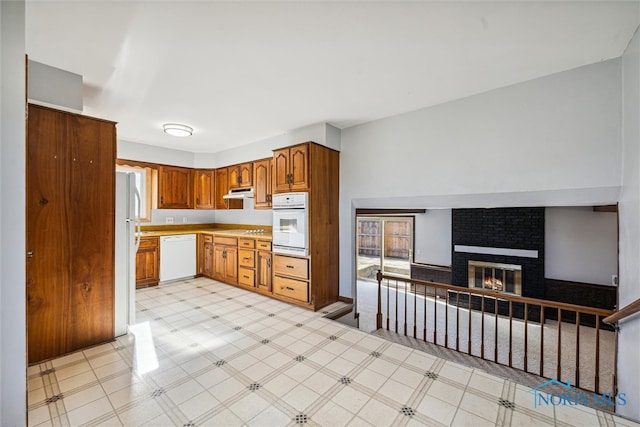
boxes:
[223,187,254,199]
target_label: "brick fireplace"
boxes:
[451,207,545,300]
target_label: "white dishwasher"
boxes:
[160,234,196,283]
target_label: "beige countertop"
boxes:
[137,228,272,240]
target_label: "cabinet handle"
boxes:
[196,197,199,204]
[26,251,34,258]
[286,265,294,269]
[267,258,271,268]
[243,257,251,261]
[243,275,250,279]
[160,196,164,204]
[285,286,295,291]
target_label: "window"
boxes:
[116,161,157,222]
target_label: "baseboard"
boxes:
[338,296,353,304]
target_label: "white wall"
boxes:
[545,207,618,285]
[118,139,195,167]
[340,58,623,298]
[194,122,340,168]
[1,1,27,425]
[618,22,640,421]
[414,209,451,266]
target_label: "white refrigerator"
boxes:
[115,172,140,336]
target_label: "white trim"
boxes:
[454,245,538,259]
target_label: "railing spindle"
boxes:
[423,286,427,341]
[456,290,460,352]
[433,289,437,344]
[524,302,528,372]
[557,308,562,381]
[395,279,398,334]
[445,289,449,348]
[481,296,485,360]
[386,276,390,331]
[494,297,499,362]
[404,280,408,336]
[595,314,600,394]
[413,284,417,339]
[575,312,580,388]
[376,270,382,330]
[509,301,513,367]
[468,291,472,355]
[540,305,545,377]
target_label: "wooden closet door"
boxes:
[26,105,71,363]
[65,114,116,352]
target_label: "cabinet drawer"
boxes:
[238,249,255,268]
[238,238,255,249]
[139,237,158,249]
[202,234,213,243]
[238,267,255,287]
[274,254,308,280]
[256,240,271,251]
[214,236,237,246]
[273,276,308,302]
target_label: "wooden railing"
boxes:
[375,271,616,394]
[603,298,640,325]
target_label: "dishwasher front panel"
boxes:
[159,234,197,282]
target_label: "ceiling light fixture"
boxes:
[163,123,193,137]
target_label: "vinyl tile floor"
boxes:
[27,277,640,427]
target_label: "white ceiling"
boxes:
[26,1,639,154]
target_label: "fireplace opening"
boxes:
[468,261,522,295]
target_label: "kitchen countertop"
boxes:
[137,228,272,240]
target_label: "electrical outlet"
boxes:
[182,217,188,223]
[166,217,174,224]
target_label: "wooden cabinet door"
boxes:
[228,165,241,189]
[26,105,70,363]
[159,165,193,209]
[213,245,227,281]
[203,240,214,278]
[273,148,291,193]
[239,162,253,188]
[253,158,272,209]
[215,167,242,210]
[289,144,309,191]
[66,114,117,352]
[257,251,272,292]
[215,168,229,208]
[194,169,215,209]
[224,246,238,284]
[136,240,159,287]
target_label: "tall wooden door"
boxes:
[194,169,215,209]
[26,104,116,363]
[26,105,70,363]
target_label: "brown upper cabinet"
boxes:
[273,143,309,193]
[253,158,273,209]
[194,169,215,209]
[215,167,242,210]
[228,162,253,189]
[158,165,193,209]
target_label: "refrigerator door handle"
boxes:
[133,186,142,253]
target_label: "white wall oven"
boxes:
[272,192,309,256]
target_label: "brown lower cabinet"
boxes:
[273,254,309,303]
[256,250,272,292]
[213,237,238,284]
[136,237,159,288]
[26,104,117,364]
